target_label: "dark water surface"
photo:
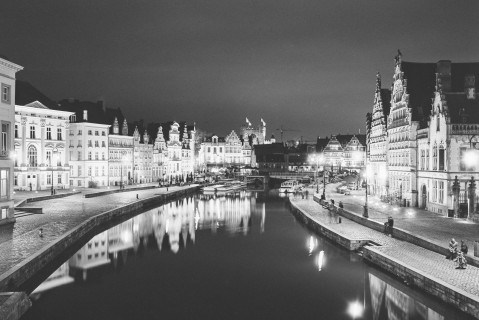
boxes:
[22,191,474,320]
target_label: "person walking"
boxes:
[448,238,458,260]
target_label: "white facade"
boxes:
[0,57,22,225]
[14,102,73,192]
[69,118,110,188]
[109,118,133,186]
[367,52,479,215]
[132,127,153,184]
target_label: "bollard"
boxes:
[338,217,341,224]
[136,194,139,200]
[475,241,479,258]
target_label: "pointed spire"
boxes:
[113,117,119,134]
[133,126,140,141]
[143,130,149,144]
[122,118,128,135]
[156,126,164,141]
[395,49,402,66]
[375,72,381,92]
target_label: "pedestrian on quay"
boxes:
[461,240,468,255]
[447,238,458,260]
[454,250,467,269]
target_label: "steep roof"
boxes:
[401,61,436,122]
[444,93,479,124]
[15,80,57,108]
[400,61,479,125]
[316,137,330,151]
[57,99,124,126]
[450,63,479,92]
[380,89,392,118]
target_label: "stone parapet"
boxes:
[0,292,31,320]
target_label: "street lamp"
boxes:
[50,147,58,195]
[120,153,128,189]
[309,154,324,194]
[363,165,369,218]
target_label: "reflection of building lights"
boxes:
[308,236,316,255]
[317,250,324,271]
[120,230,132,243]
[347,300,363,319]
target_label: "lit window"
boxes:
[0,169,9,200]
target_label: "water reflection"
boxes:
[27,192,472,320]
[368,270,446,320]
[32,192,267,291]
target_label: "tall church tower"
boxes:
[155,126,166,150]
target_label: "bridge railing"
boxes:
[269,171,318,178]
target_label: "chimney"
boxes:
[83,110,88,121]
[436,60,451,92]
[465,74,476,99]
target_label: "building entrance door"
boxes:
[421,185,427,209]
[27,174,37,191]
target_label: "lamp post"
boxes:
[51,147,58,195]
[120,153,127,190]
[363,160,369,218]
[309,154,324,194]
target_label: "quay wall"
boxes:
[288,201,368,251]
[313,195,479,268]
[24,191,81,204]
[363,246,479,318]
[84,186,157,198]
[0,186,199,293]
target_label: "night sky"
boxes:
[1,0,478,141]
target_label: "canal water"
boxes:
[22,191,473,320]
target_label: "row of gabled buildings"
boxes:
[14,99,196,191]
[0,55,197,226]
[366,51,479,217]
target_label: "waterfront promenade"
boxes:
[0,185,196,277]
[321,183,479,253]
[290,191,479,318]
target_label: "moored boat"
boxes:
[278,180,301,193]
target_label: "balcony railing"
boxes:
[450,124,479,135]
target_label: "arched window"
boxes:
[28,145,37,167]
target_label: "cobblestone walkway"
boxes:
[291,197,479,299]
[0,185,194,276]
[315,183,479,251]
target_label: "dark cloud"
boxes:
[1,0,478,140]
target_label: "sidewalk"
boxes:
[322,183,479,253]
[0,185,195,277]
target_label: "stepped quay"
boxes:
[288,182,479,319]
